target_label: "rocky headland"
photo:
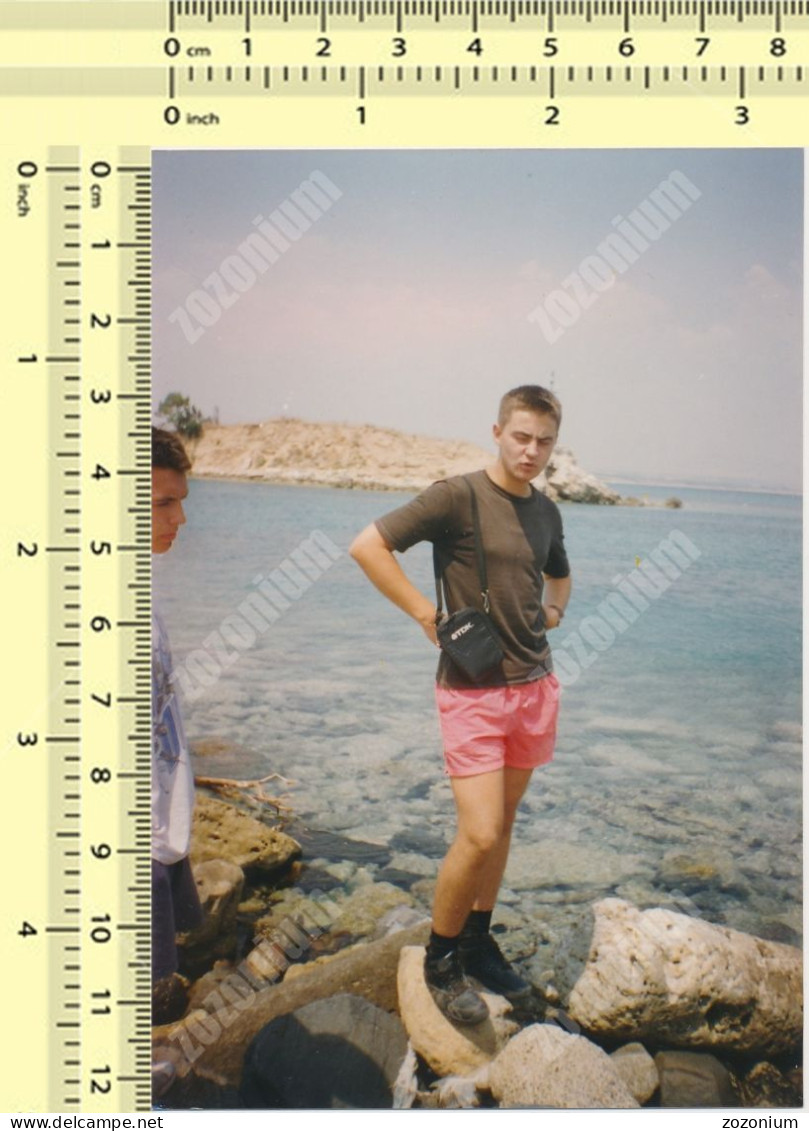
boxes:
[152,786,802,1111]
[186,418,637,504]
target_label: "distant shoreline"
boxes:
[188,471,424,494]
[607,477,801,498]
[191,468,798,500]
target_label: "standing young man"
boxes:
[151,427,203,996]
[349,386,571,1025]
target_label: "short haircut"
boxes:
[152,426,191,472]
[498,385,562,430]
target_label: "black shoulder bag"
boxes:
[433,477,505,682]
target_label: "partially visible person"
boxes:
[151,427,201,1093]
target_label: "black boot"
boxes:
[458,930,532,1002]
[423,948,489,1026]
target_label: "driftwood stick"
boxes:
[194,772,296,813]
[194,772,295,790]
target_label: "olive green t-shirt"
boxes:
[375,469,570,689]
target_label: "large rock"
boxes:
[396,946,519,1078]
[159,921,430,1096]
[190,796,301,879]
[240,994,408,1108]
[655,1050,738,1107]
[541,445,621,505]
[489,1024,639,1108]
[567,899,802,1056]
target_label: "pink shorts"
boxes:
[434,674,561,778]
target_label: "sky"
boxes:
[152,148,803,492]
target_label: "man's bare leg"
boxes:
[423,770,505,1025]
[431,766,533,934]
[471,766,534,911]
[425,766,536,1019]
[431,768,507,937]
[425,766,536,1009]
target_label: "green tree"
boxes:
[158,392,204,440]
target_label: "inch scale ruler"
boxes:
[0,1,807,144]
[3,148,153,1113]
[1,0,807,1116]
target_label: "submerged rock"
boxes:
[656,848,748,896]
[332,882,415,938]
[505,840,648,891]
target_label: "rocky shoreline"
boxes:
[184,418,679,506]
[153,789,802,1110]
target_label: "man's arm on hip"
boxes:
[349,523,439,646]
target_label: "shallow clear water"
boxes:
[155,479,802,944]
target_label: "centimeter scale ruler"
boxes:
[0,1,807,143]
[2,148,154,1114]
[1,0,807,1116]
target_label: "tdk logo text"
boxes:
[451,621,474,641]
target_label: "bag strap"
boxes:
[433,475,491,617]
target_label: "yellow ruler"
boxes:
[0,0,807,144]
[0,0,806,1116]
[2,146,153,1113]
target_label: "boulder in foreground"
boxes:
[490,1023,639,1108]
[240,993,408,1108]
[190,795,301,879]
[567,898,802,1056]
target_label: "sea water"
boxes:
[154,479,802,944]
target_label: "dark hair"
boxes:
[498,385,562,430]
[152,426,191,472]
